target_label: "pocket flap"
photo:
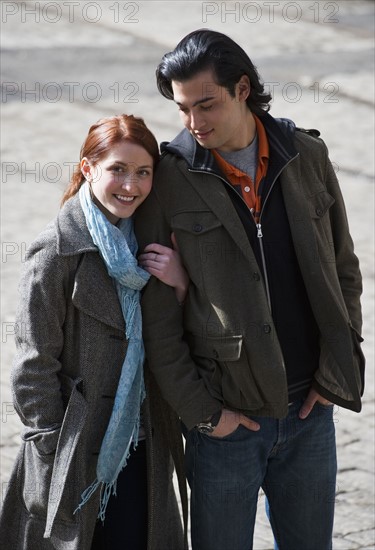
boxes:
[186,334,242,361]
[22,425,61,455]
[309,191,335,218]
[172,211,222,235]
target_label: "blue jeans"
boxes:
[185,400,337,550]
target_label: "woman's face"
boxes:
[81,141,154,224]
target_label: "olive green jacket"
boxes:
[135,118,364,430]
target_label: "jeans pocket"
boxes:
[202,424,246,442]
[314,401,334,410]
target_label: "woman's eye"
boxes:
[138,170,150,177]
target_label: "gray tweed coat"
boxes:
[0,194,188,550]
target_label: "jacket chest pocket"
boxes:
[308,191,336,264]
[171,211,227,287]
[172,210,222,235]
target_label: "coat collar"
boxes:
[56,193,98,256]
[161,112,298,174]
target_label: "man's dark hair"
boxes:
[156,29,272,116]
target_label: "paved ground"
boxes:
[1,1,374,548]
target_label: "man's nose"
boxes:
[189,111,203,131]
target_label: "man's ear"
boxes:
[237,74,251,101]
[80,157,93,181]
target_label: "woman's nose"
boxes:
[119,170,138,188]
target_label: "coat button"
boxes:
[315,208,323,217]
[252,272,260,281]
[212,349,219,358]
[263,324,271,334]
[193,223,203,233]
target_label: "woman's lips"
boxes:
[114,194,135,203]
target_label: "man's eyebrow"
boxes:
[175,96,216,108]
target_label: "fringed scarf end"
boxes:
[73,478,101,515]
[73,478,119,524]
[97,481,117,523]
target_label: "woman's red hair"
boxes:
[61,114,159,205]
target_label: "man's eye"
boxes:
[201,105,213,111]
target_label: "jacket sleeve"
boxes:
[323,145,363,336]
[11,225,72,453]
[135,182,222,431]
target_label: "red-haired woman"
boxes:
[0,115,188,550]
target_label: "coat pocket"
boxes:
[21,375,88,533]
[187,334,263,410]
[22,428,59,517]
[44,375,88,536]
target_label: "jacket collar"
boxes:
[161,112,298,176]
[56,193,98,256]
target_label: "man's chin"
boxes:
[194,138,215,150]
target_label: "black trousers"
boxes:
[91,440,148,550]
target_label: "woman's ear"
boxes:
[81,157,93,181]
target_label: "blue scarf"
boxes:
[75,182,150,520]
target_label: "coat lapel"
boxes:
[72,253,125,332]
[281,158,359,394]
[280,157,323,279]
[281,156,343,314]
[57,194,125,332]
[187,169,259,268]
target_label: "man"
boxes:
[135,29,365,550]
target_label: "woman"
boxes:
[0,115,188,550]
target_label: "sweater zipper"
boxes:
[189,154,298,311]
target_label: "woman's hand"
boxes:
[138,233,189,304]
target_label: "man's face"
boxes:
[171,68,250,152]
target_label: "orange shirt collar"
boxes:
[212,114,269,179]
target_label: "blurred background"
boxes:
[1,1,374,547]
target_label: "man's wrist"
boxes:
[195,410,222,434]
